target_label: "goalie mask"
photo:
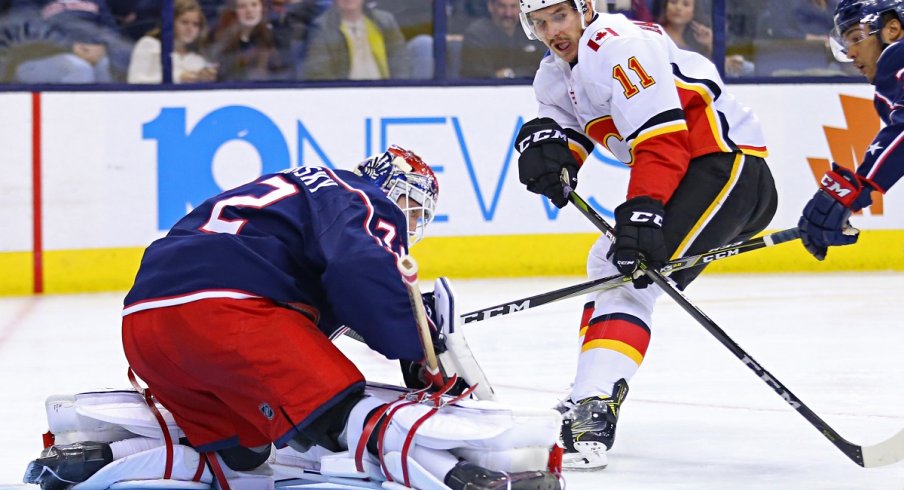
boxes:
[355,145,439,245]
[519,0,592,40]
[830,0,904,60]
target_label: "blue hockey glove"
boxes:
[515,117,578,208]
[609,197,668,289]
[798,164,873,261]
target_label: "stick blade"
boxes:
[862,428,904,468]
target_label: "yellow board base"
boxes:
[1,230,901,295]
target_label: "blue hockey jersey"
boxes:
[123,166,424,362]
[863,40,904,195]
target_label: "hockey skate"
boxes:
[559,379,629,471]
[23,441,114,490]
[444,461,560,490]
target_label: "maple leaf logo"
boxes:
[806,95,884,215]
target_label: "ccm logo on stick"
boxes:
[517,129,567,152]
[741,355,801,409]
[462,300,531,324]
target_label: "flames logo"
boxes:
[806,95,884,215]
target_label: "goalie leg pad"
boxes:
[45,391,183,444]
[70,444,212,490]
[348,385,561,472]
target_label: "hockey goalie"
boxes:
[22,148,563,490]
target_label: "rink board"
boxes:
[0,85,902,295]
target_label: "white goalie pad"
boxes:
[347,384,561,472]
[431,277,496,401]
[271,384,560,490]
[73,445,212,490]
[46,391,183,444]
[37,383,558,490]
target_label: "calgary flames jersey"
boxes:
[533,13,767,203]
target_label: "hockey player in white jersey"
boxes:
[515,0,778,470]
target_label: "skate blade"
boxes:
[561,442,608,471]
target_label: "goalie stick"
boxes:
[565,186,904,468]
[460,227,800,325]
[397,254,441,383]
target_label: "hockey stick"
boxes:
[460,227,800,325]
[397,254,441,382]
[566,187,904,468]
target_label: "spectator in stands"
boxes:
[448,0,488,36]
[107,0,161,42]
[302,0,409,80]
[127,0,217,83]
[460,0,544,78]
[724,0,758,77]
[209,0,290,81]
[369,0,432,79]
[758,0,838,42]
[9,0,129,82]
[657,0,712,58]
[269,0,328,79]
[198,0,223,29]
[370,0,432,40]
[755,0,848,75]
[609,0,654,21]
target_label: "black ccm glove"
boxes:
[609,197,669,289]
[515,117,578,208]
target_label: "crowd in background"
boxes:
[0,0,857,84]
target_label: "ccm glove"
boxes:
[798,163,873,261]
[610,197,668,289]
[515,117,578,208]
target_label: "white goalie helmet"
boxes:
[519,0,592,40]
[355,145,439,246]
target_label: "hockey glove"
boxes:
[398,291,469,396]
[609,197,668,289]
[515,117,578,208]
[399,359,470,396]
[798,164,873,261]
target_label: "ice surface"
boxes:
[1,273,902,489]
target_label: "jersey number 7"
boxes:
[201,176,299,235]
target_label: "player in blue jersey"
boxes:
[799,0,904,260]
[23,146,563,490]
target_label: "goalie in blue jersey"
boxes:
[23,147,564,490]
[799,0,904,260]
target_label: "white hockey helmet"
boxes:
[519,0,592,40]
[355,145,439,245]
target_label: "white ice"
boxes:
[1,272,902,489]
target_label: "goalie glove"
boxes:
[399,279,497,400]
[398,290,468,395]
